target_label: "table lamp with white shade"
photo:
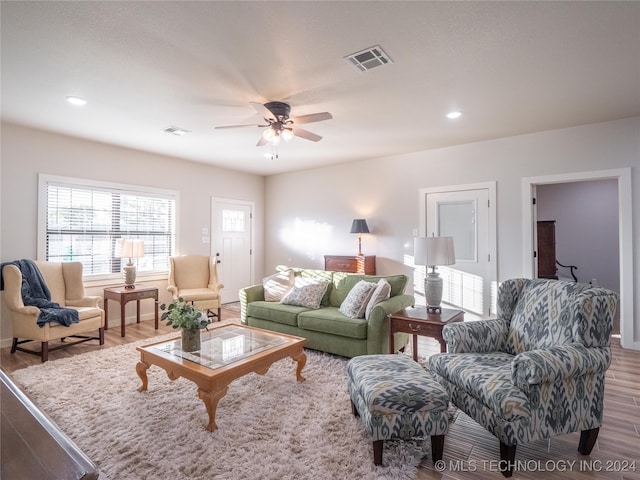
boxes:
[114,238,144,288]
[414,236,455,312]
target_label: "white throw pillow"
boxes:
[364,279,391,320]
[263,270,294,302]
[339,280,376,319]
[281,277,330,309]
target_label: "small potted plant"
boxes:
[160,297,210,352]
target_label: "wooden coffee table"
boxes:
[136,324,307,431]
[389,307,464,359]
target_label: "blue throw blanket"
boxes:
[0,259,79,327]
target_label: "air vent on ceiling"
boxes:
[163,125,191,136]
[345,45,392,72]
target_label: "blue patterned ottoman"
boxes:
[347,354,449,466]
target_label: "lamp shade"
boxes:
[350,219,370,234]
[114,239,145,259]
[414,236,455,267]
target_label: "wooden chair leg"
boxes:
[578,427,599,455]
[499,442,517,477]
[373,440,383,465]
[10,338,18,353]
[217,307,222,321]
[41,342,49,363]
[431,434,445,462]
[99,327,105,345]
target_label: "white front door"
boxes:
[211,198,254,304]
[423,184,496,317]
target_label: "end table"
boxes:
[103,286,159,337]
[389,307,464,360]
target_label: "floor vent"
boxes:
[345,45,392,72]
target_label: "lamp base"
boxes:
[123,264,136,288]
[424,271,443,313]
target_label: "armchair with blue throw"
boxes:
[428,278,618,477]
[2,260,104,362]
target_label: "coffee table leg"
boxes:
[136,361,150,392]
[198,386,229,432]
[292,351,307,382]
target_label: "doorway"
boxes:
[522,168,635,349]
[211,198,254,304]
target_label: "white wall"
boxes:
[537,179,619,291]
[0,122,265,344]
[265,117,640,348]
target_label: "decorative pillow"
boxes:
[365,278,391,320]
[263,270,294,302]
[339,280,376,319]
[281,277,330,309]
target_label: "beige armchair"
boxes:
[2,261,104,362]
[167,255,224,320]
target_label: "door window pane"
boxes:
[222,209,245,232]
[438,200,476,262]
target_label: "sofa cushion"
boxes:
[329,274,367,307]
[281,277,329,309]
[339,280,376,319]
[429,352,530,421]
[364,279,391,320]
[263,269,294,302]
[247,301,307,327]
[328,274,407,308]
[298,307,368,339]
[277,266,334,306]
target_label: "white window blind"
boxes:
[41,176,176,278]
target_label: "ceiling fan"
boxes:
[215,101,332,146]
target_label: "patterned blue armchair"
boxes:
[429,278,618,477]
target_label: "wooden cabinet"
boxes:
[324,255,376,275]
[537,221,558,279]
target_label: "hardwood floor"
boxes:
[0,306,241,373]
[412,335,640,480]
[2,311,638,479]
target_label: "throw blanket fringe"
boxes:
[0,259,79,327]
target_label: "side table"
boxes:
[103,286,159,337]
[389,307,464,359]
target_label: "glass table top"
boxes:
[150,325,291,369]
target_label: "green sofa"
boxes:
[239,266,414,358]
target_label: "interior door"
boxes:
[211,198,253,304]
[425,188,494,317]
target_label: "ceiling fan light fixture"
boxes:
[262,128,276,141]
[281,129,294,142]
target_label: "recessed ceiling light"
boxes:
[66,96,87,106]
[446,111,462,119]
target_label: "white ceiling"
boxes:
[2,1,639,176]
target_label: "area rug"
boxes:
[11,336,433,480]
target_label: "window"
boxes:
[39,175,177,279]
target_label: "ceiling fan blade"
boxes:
[291,126,322,142]
[215,123,261,129]
[290,112,332,125]
[250,102,275,120]
[256,135,269,147]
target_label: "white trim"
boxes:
[522,168,636,351]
